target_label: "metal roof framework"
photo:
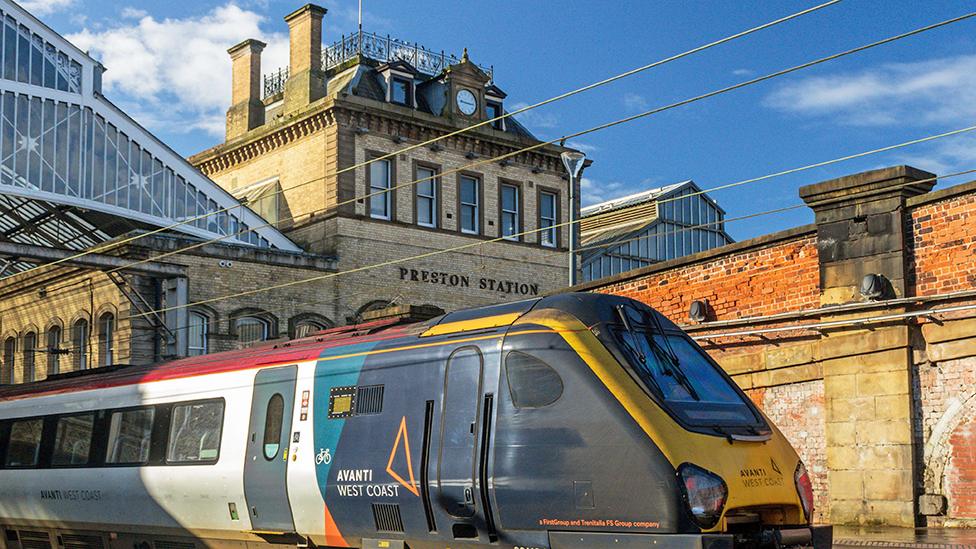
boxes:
[0,0,299,277]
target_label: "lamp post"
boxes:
[560,150,586,287]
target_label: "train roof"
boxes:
[0,293,674,403]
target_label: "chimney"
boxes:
[225,38,266,141]
[283,3,327,115]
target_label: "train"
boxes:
[0,293,831,549]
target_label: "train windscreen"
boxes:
[612,304,767,433]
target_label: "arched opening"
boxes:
[47,324,63,375]
[2,336,15,384]
[188,311,210,356]
[72,318,89,371]
[289,313,334,339]
[235,316,272,346]
[22,332,36,383]
[98,312,114,367]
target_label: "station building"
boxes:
[0,1,585,384]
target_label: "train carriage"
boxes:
[0,293,830,549]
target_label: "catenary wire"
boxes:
[41,168,976,356]
[8,1,842,279]
[44,11,976,281]
[7,11,975,333]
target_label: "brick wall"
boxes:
[909,182,976,297]
[593,230,819,322]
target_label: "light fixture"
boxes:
[354,126,369,135]
[860,273,888,300]
[560,150,586,287]
[689,300,708,322]
[465,151,478,160]
[531,167,542,174]
[499,159,511,167]
[392,135,405,144]
[429,144,443,152]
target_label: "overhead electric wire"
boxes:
[9,1,842,278]
[39,10,976,282]
[63,168,976,355]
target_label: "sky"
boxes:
[24,0,976,242]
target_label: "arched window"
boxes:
[72,319,89,371]
[98,313,115,367]
[2,337,15,384]
[47,325,62,375]
[235,316,270,346]
[22,332,36,383]
[188,311,209,356]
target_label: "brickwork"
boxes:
[754,380,829,523]
[909,182,976,297]
[592,230,819,322]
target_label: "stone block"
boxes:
[857,445,912,470]
[820,327,909,360]
[765,343,817,369]
[829,397,876,421]
[856,420,911,445]
[829,470,864,500]
[821,286,857,306]
[768,363,823,386]
[719,352,764,375]
[919,494,947,516]
[824,374,857,399]
[856,370,908,397]
[860,500,916,527]
[826,422,856,446]
[864,469,913,501]
[921,316,976,344]
[873,394,911,420]
[927,339,976,363]
[827,446,858,469]
[821,348,908,376]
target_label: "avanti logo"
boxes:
[770,458,782,475]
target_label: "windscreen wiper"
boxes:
[615,305,646,364]
[643,310,701,402]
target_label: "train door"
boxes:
[244,365,298,533]
[436,346,485,531]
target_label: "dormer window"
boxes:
[391,77,413,106]
[484,84,507,130]
[486,101,503,129]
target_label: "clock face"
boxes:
[455,89,478,116]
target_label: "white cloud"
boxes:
[623,92,649,112]
[19,0,74,16]
[891,134,976,178]
[66,4,289,138]
[510,101,559,130]
[564,140,599,154]
[764,55,976,127]
[732,68,754,77]
[120,7,148,19]
[581,177,634,206]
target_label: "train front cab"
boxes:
[493,293,831,549]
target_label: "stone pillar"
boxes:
[800,166,935,526]
[284,4,327,115]
[225,39,266,141]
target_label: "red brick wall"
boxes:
[595,234,820,323]
[948,418,976,519]
[910,191,976,296]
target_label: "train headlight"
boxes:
[795,462,814,523]
[678,463,727,529]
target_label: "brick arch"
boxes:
[924,389,976,498]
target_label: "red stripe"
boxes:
[0,319,421,402]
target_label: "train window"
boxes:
[52,413,94,466]
[106,408,155,464]
[505,351,563,408]
[5,419,42,467]
[167,400,224,464]
[263,393,284,460]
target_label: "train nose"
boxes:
[677,463,728,529]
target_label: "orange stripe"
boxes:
[323,503,348,547]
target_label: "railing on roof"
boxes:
[262,30,494,99]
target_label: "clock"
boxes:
[455,89,478,116]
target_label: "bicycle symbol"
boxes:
[315,448,332,465]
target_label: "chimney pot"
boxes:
[284,3,328,114]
